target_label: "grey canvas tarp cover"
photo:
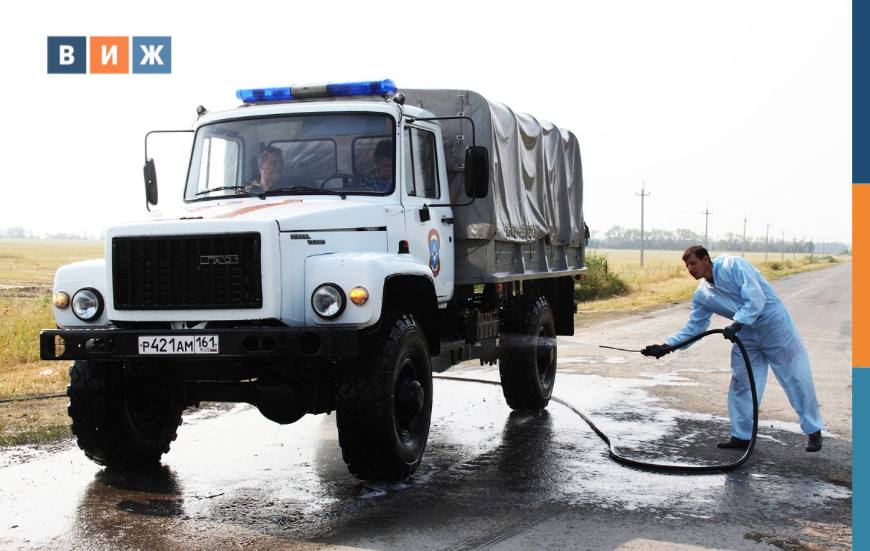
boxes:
[402,89,584,246]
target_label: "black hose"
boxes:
[0,392,66,404]
[434,328,758,474]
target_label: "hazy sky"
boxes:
[0,1,851,243]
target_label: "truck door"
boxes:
[401,123,454,301]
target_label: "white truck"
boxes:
[40,79,587,482]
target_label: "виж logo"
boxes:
[131,37,172,74]
[46,36,86,74]
[89,36,129,74]
[47,36,172,74]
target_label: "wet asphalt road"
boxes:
[0,263,852,550]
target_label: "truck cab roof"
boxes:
[195,99,435,129]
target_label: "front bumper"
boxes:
[40,326,359,361]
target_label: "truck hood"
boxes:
[150,198,388,232]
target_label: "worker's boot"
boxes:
[716,437,750,449]
[806,431,822,452]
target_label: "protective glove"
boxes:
[722,322,744,342]
[640,343,672,359]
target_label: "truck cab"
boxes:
[184,99,455,303]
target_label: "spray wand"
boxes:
[598,345,643,353]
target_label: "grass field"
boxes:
[0,238,103,287]
[0,240,104,395]
[0,239,848,445]
[0,239,104,445]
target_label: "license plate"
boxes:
[137,335,219,355]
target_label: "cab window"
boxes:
[195,136,241,191]
[185,113,395,200]
[403,127,440,199]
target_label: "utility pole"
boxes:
[764,222,770,261]
[793,236,797,260]
[781,230,785,261]
[702,205,712,248]
[637,182,650,267]
[741,217,748,258]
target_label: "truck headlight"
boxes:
[72,289,103,321]
[311,284,346,319]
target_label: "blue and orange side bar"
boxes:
[853,0,866,546]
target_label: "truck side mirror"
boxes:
[464,146,489,199]
[144,158,159,208]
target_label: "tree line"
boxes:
[0,226,102,240]
[589,226,849,254]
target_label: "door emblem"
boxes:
[428,228,441,277]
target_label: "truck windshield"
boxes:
[185,113,395,200]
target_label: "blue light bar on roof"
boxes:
[236,87,294,103]
[236,79,397,103]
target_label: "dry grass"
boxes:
[0,238,104,385]
[0,295,71,446]
[0,239,102,445]
[0,297,70,399]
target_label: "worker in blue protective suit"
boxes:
[641,245,824,452]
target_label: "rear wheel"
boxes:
[336,314,433,482]
[499,296,557,411]
[67,360,183,468]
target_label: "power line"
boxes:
[637,182,650,267]
[702,205,712,248]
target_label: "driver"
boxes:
[247,146,286,192]
[361,140,393,192]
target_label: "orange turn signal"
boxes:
[53,291,70,309]
[349,286,369,306]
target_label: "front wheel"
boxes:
[67,361,183,469]
[336,314,433,482]
[499,296,558,411]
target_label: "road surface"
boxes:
[0,263,852,550]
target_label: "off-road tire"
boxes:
[67,360,183,469]
[336,314,433,482]
[499,296,557,411]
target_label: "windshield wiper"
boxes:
[196,186,265,200]
[263,186,347,200]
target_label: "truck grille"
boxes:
[112,233,262,310]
